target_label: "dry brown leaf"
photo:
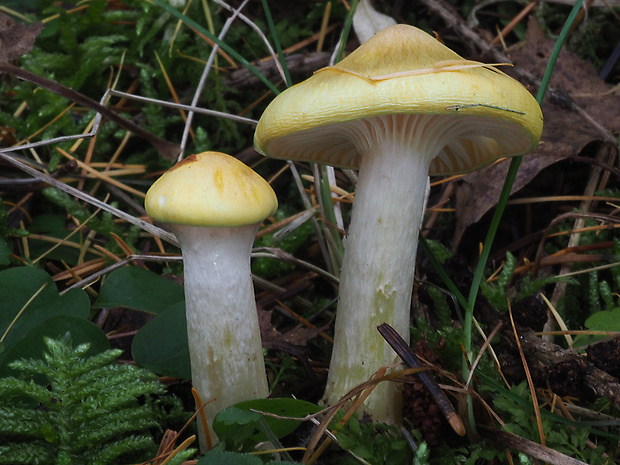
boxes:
[0,15,44,64]
[451,18,620,248]
[258,308,326,348]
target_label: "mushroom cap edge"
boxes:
[145,151,278,227]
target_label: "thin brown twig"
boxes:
[378,323,466,436]
[490,2,536,46]
[508,300,546,446]
[0,63,180,160]
[479,426,590,465]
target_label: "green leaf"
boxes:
[197,448,301,465]
[0,239,10,266]
[197,449,262,465]
[0,267,89,358]
[131,302,190,379]
[0,316,110,379]
[212,407,262,446]
[94,266,184,314]
[27,213,87,263]
[213,398,322,447]
[575,307,620,347]
[585,308,620,331]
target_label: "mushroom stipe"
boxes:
[255,24,543,424]
[145,151,277,449]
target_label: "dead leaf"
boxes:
[259,309,327,348]
[0,15,44,64]
[451,17,620,248]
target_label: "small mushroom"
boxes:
[145,151,278,446]
[254,25,542,423]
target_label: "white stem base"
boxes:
[173,224,268,448]
[323,114,453,423]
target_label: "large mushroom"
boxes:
[145,151,277,446]
[254,24,542,423]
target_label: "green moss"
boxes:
[0,335,194,464]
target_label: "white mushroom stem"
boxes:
[324,114,470,424]
[172,222,268,446]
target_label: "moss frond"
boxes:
[0,334,184,465]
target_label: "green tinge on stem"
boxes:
[151,0,280,95]
[460,0,586,431]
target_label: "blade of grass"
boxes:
[179,0,251,157]
[334,0,359,63]
[0,62,181,161]
[465,0,586,360]
[507,301,546,446]
[419,237,467,310]
[461,0,586,431]
[150,0,279,95]
[313,0,361,274]
[261,0,292,87]
[107,89,257,125]
[317,165,344,270]
[213,0,288,83]
[0,151,178,245]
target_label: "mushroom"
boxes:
[144,151,278,445]
[254,24,542,423]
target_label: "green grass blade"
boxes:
[150,0,279,95]
[461,0,586,431]
[315,0,360,272]
[419,238,468,310]
[335,0,359,63]
[319,165,345,264]
[261,0,292,87]
[464,0,586,354]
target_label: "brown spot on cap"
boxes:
[169,153,199,172]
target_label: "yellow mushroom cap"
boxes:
[145,151,278,227]
[254,24,543,176]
